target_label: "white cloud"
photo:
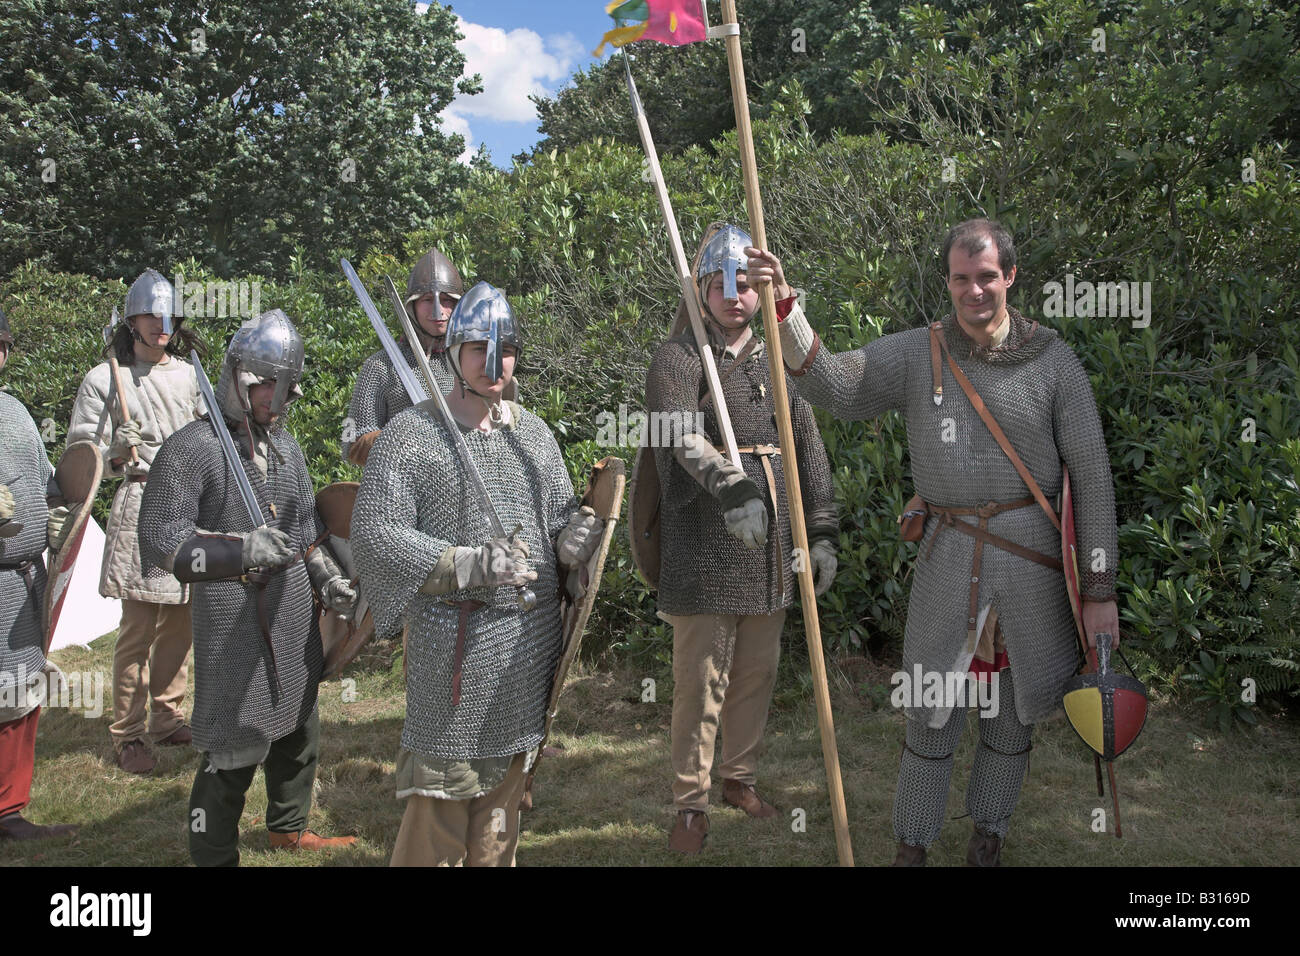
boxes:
[436,16,584,164]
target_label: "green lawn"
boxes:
[3,630,1296,867]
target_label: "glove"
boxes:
[47,505,73,552]
[242,527,296,570]
[455,533,538,589]
[724,497,768,550]
[556,505,603,568]
[0,484,12,524]
[321,576,359,622]
[810,538,838,596]
[109,420,143,462]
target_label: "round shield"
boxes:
[1063,637,1148,761]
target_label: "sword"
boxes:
[190,350,267,530]
[370,267,537,612]
[339,259,429,408]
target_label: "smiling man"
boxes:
[774,218,1120,866]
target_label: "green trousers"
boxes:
[188,708,320,867]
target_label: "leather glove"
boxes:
[321,576,359,622]
[0,484,12,524]
[810,538,838,596]
[724,497,768,550]
[109,419,143,461]
[47,505,73,552]
[455,533,538,589]
[242,526,296,570]
[556,505,603,568]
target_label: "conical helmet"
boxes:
[214,309,305,423]
[695,224,753,304]
[445,282,522,385]
[405,248,465,317]
[124,268,178,334]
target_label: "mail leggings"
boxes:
[893,668,1032,847]
[187,708,319,867]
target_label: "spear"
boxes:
[715,0,854,866]
[102,308,140,466]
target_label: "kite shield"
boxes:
[315,482,376,680]
[522,455,626,808]
[627,443,661,588]
[44,441,104,654]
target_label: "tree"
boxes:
[0,0,480,278]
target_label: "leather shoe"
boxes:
[116,740,155,774]
[722,778,778,819]
[155,725,192,746]
[966,825,1003,866]
[668,810,708,854]
[892,840,927,866]
[0,813,78,841]
[269,829,357,851]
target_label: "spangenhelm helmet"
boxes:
[124,268,179,335]
[406,248,465,323]
[214,309,305,424]
[695,224,753,311]
[445,282,522,387]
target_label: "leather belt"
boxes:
[715,444,785,605]
[925,497,1064,661]
[444,599,485,707]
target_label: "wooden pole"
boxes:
[104,309,140,466]
[718,0,854,866]
[622,52,741,468]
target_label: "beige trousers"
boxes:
[668,610,785,811]
[389,752,528,867]
[109,599,192,749]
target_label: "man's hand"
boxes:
[724,498,769,550]
[556,505,604,568]
[47,505,73,552]
[1082,599,1120,648]
[0,484,12,524]
[462,534,538,589]
[242,527,296,570]
[744,246,793,301]
[109,420,143,463]
[321,576,359,622]
[809,539,838,596]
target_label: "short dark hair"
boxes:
[942,218,1016,277]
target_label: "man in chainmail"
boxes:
[138,309,360,866]
[776,218,1120,865]
[351,282,599,867]
[342,247,464,465]
[0,305,79,842]
[68,270,203,774]
[646,224,839,854]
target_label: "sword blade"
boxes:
[190,350,267,529]
[339,258,428,408]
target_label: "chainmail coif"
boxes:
[137,416,323,754]
[0,393,55,690]
[350,400,576,761]
[794,309,1118,727]
[647,332,838,616]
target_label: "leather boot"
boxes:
[156,725,193,746]
[269,829,358,851]
[668,810,708,854]
[116,739,155,774]
[892,841,927,866]
[0,813,78,842]
[722,779,779,819]
[966,825,1003,866]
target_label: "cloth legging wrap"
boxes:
[893,668,1033,847]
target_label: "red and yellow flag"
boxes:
[594,0,707,57]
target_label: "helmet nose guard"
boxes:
[446,282,522,385]
[696,224,753,303]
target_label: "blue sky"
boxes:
[423,0,617,167]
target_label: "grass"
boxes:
[3,629,1297,867]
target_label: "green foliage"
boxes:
[0,0,478,277]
